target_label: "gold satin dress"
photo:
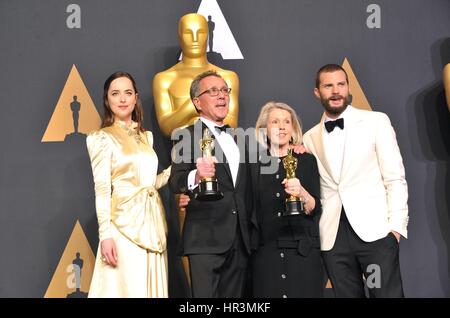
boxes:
[86,121,170,298]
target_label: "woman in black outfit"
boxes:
[250,101,323,298]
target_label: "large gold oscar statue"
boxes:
[444,63,450,112]
[152,13,240,286]
[153,13,239,137]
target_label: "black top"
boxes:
[249,151,324,298]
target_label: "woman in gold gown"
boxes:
[87,72,170,298]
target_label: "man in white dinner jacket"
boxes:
[303,64,409,297]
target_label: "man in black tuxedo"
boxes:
[169,70,251,298]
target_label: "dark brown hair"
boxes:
[315,64,349,89]
[101,71,145,132]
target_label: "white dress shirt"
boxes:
[322,106,354,182]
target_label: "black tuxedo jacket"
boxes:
[169,120,252,255]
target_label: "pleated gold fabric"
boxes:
[86,121,170,298]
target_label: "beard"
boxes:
[320,93,351,116]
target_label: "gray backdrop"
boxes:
[0,0,449,297]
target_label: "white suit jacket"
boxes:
[303,106,409,251]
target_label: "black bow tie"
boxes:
[214,124,231,134]
[325,118,344,133]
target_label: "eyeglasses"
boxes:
[196,87,232,98]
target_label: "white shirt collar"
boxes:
[200,117,225,134]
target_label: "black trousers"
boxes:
[322,208,404,298]
[188,226,249,298]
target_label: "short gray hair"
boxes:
[190,70,223,101]
[255,101,303,149]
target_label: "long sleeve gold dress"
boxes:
[86,121,170,298]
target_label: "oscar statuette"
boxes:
[195,128,224,201]
[282,148,304,216]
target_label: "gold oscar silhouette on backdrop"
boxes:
[153,13,239,137]
[444,63,450,112]
[152,13,240,285]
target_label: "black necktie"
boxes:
[325,118,344,133]
[214,124,231,134]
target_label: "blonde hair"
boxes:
[255,101,303,149]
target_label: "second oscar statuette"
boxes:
[282,148,305,216]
